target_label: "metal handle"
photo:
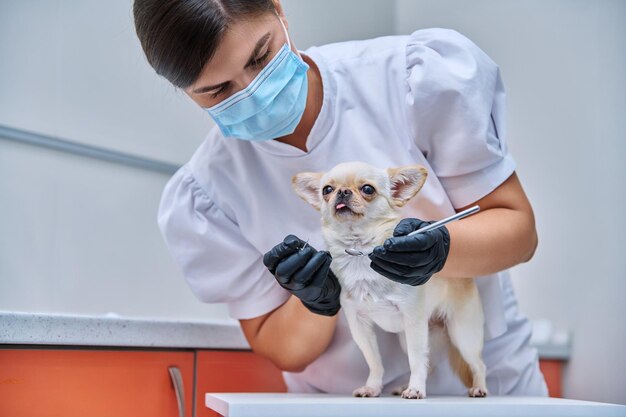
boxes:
[407,205,481,236]
[168,366,185,417]
[345,205,481,257]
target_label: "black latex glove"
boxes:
[263,235,341,316]
[368,218,451,286]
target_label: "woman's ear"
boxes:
[292,172,323,210]
[273,0,286,22]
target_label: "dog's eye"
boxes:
[322,185,334,195]
[361,185,375,195]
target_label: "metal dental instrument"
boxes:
[344,205,481,257]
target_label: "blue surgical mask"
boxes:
[204,17,309,141]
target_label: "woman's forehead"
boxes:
[187,14,278,92]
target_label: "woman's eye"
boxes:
[210,84,229,99]
[208,49,272,100]
[361,185,375,195]
[250,49,271,68]
[322,186,334,195]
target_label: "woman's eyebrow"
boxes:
[244,32,271,68]
[192,32,272,95]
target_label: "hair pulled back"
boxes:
[133,0,276,88]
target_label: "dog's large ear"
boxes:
[292,172,324,210]
[387,165,428,207]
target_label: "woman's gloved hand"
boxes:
[263,235,341,316]
[368,218,451,286]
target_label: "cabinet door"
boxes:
[0,348,194,417]
[539,359,563,397]
[196,350,286,417]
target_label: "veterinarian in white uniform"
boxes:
[134,0,548,396]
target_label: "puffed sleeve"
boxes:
[157,166,290,319]
[405,28,516,208]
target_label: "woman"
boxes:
[134,0,548,395]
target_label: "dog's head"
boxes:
[292,161,428,226]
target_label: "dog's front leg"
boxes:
[401,302,429,399]
[344,306,384,397]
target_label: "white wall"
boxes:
[0,1,212,166]
[282,0,395,47]
[0,0,222,320]
[395,0,626,405]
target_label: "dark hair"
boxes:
[133,0,276,88]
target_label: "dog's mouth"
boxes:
[334,202,356,216]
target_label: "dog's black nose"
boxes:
[337,188,352,197]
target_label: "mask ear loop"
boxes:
[276,12,294,53]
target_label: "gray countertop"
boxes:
[0,311,570,359]
[0,311,249,349]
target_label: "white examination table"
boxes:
[205,392,625,417]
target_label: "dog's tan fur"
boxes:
[292,161,488,399]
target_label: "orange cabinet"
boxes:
[0,348,194,417]
[195,350,286,417]
[539,359,564,398]
[2,346,558,417]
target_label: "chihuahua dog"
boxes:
[292,161,487,399]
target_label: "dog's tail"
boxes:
[447,333,473,388]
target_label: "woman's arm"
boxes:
[239,295,338,372]
[439,171,538,278]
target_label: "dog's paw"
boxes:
[468,387,488,397]
[391,384,408,396]
[401,387,426,399]
[352,385,382,398]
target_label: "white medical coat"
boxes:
[157,28,548,396]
